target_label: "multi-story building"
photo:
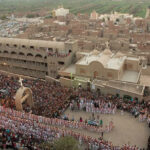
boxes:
[0,37,78,78]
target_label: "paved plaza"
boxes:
[64,109,150,149]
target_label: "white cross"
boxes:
[19,77,23,87]
[105,41,110,49]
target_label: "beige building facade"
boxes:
[0,37,77,78]
[59,47,146,101]
[75,49,141,82]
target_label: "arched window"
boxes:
[30,46,34,49]
[27,53,33,57]
[22,45,26,48]
[19,52,25,56]
[35,54,42,58]
[14,44,17,48]
[44,56,47,59]
[48,48,53,51]
[6,44,9,47]
[11,51,17,55]
[4,50,8,54]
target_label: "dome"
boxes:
[103,48,112,55]
[92,49,100,55]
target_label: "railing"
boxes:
[0,59,47,71]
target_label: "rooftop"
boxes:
[140,75,150,86]
[76,49,113,67]
[0,37,65,49]
[63,65,76,74]
[106,56,126,70]
[121,70,139,83]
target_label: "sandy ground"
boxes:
[63,109,150,149]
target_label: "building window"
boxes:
[107,72,113,78]
[48,48,53,51]
[58,61,64,65]
[19,52,25,56]
[35,54,42,58]
[4,51,8,54]
[11,51,16,55]
[6,44,9,47]
[27,53,33,57]
[30,46,34,49]
[22,45,26,48]
[14,44,17,48]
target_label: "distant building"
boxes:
[90,10,99,20]
[52,6,69,17]
[99,11,133,23]
[145,6,150,19]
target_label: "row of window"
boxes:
[0,57,48,67]
[0,43,55,51]
[49,61,65,65]
[0,50,46,59]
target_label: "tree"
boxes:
[53,136,81,150]
[39,141,53,150]
[102,18,105,22]
[0,15,7,20]
[26,13,39,18]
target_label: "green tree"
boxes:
[39,141,53,150]
[0,15,7,20]
[53,136,81,150]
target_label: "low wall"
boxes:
[95,84,143,101]
[0,70,37,80]
[60,77,73,87]
[60,77,88,88]
[45,76,60,83]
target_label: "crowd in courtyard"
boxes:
[70,88,150,128]
[0,74,73,118]
[0,105,147,150]
[0,73,150,149]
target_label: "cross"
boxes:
[19,77,23,87]
[105,41,110,49]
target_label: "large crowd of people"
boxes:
[0,73,150,149]
[0,105,145,150]
[70,88,150,127]
[0,74,73,118]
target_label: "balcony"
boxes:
[0,59,47,72]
